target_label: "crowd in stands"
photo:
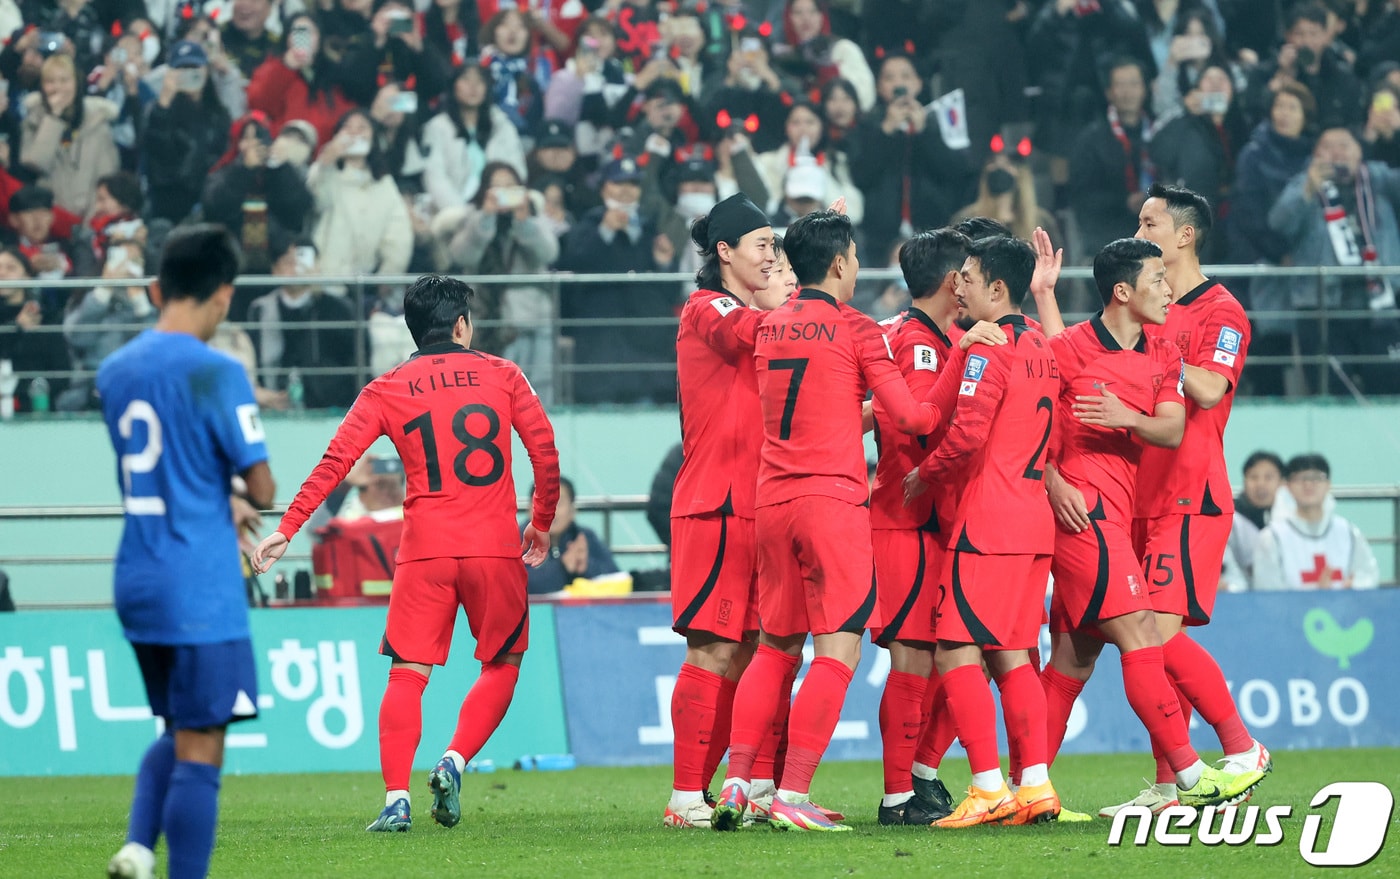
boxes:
[1,0,1399,411]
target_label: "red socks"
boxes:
[1154,677,1193,783]
[914,670,956,768]
[781,657,854,795]
[940,664,1001,776]
[725,645,795,781]
[447,661,520,763]
[702,676,738,790]
[379,666,429,791]
[750,653,799,781]
[670,663,724,791]
[994,663,1047,778]
[1163,633,1253,754]
[1041,665,1085,765]
[879,670,928,795]
[1121,646,1197,773]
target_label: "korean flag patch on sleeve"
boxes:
[710,296,740,317]
[913,344,937,372]
[960,353,988,396]
[1213,326,1242,368]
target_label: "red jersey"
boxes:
[1050,316,1185,523]
[870,309,956,532]
[1135,280,1249,518]
[277,343,560,561]
[672,288,765,518]
[755,289,939,508]
[920,315,1058,555]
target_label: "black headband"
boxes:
[707,193,769,249]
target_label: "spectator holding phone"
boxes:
[1361,81,1400,167]
[147,13,249,121]
[422,63,527,214]
[341,0,451,109]
[1245,2,1363,131]
[20,54,118,218]
[369,81,428,190]
[143,41,232,223]
[544,16,631,137]
[309,109,414,278]
[701,26,793,154]
[770,0,875,111]
[87,28,155,172]
[222,0,283,80]
[1152,8,1246,116]
[247,12,358,148]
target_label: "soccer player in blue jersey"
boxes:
[99,225,276,879]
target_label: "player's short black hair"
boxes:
[157,224,242,303]
[1093,238,1163,305]
[953,217,1012,241]
[966,235,1034,302]
[1285,453,1330,478]
[784,209,855,287]
[900,228,971,299]
[1243,450,1285,477]
[1147,182,1213,252]
[96,171,143,215]
[404,274,475,348]
[1286,2,1329,31]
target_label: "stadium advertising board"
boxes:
[0,606,568,776]
[554,591,1399,766]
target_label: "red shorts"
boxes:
[936,550,1050,650]
[1050,519,1152,634]
[870,529,941,646]
[670,513,759,641]
[755,496,878,638]
[1131,513,1231,626]
[382,557,529,665]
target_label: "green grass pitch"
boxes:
[3,750,1397,878]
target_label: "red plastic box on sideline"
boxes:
[311,514,404,603]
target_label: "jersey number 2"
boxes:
[769,358,809,440]
[404,404,506,491]
[118,400,166,515]
[1022,396,1053,481]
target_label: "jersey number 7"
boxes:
[403,404,506,491]
[769,357,809,441]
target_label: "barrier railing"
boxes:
[3,263,1400,407]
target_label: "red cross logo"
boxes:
[1300,554,1344,586]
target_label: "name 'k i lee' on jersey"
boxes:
[673,288,765,518]
[277,344,560,560]
[97,330,270,645]
[1135,280,1250,519]
[919,316,1059,555]
[1050,316,1185,522]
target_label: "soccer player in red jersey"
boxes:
[1042,238,1264,809]
[710,210,956,833]
[1098,184,1271,815]
[251,276,560,833]
[665,194,775,829]
[903,235,1061,828]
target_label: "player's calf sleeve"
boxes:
[941,664,1001,776]
[379,666,429,791]
[914,671,956,769]
[994,664,1048,778]
[1040,665,1085,766]
[880,671,928,795]
[1121,646,1197,774]
[1162,633,1252,754]
[725,645,794,782]
[162,760,220,879]
[447,661,520,763]
[781,657,855,795]
[701,675,738,790]
[127,732,175,849]
[750,653,799,781]
[670,663,724,792]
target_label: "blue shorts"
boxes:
[132,639,260,730]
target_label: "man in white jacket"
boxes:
[1254,453,1380,590]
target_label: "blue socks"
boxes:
[127,733,176,849]
[162,760,222,879]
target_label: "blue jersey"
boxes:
[97,330,269,645]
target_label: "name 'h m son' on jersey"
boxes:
[98,331,270,645]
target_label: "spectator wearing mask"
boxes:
[770,0,875,111]
[953,140,1063,252]
[480,7,556,137]
[247,13,359,148]
[422,63,527,214]
[309,109,414,278]
[5,186,79,284]
[339,0,451,109]
[20,53,119,218]
[1361,80,1400,168]
[526,118,598,221]
[754,98,862,225]
[143,40,232,223]
[700,26,795,154]
[245,233,360,410]
[1245,2,1364,131]
[221,0,283,80]
[1221,451,1285,591]
[203,113,315,278]
[1254,453,1379,590]
[1069,57,1153,256]
[0,246,68,411]
[524,476,619,595]
[1269,126,1400,395]
[666,154,720,278]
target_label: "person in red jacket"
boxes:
[246,13,358,148]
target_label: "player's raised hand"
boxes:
[902,468,929,506]
[1045,465,1090,533]
[1030,226,1063,299]
[250,532,289,574]
[521,523,549,567]
[958,320,1008,350]
[1074,387,1138,431]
